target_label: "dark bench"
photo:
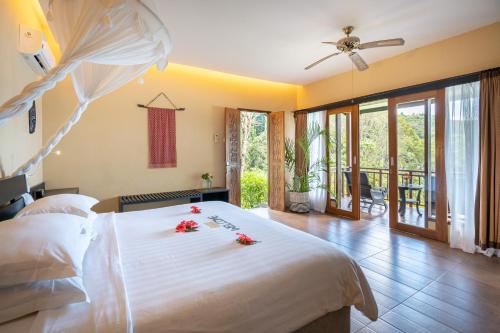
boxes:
[119,188,229,212]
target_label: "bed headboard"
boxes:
[0,175,29,221]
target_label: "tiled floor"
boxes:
[250,208,500,333]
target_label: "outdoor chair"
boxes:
[344,171,387,214]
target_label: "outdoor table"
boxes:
[398,184,424,217]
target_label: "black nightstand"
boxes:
[197,187,229,202]
[34,187,79,199]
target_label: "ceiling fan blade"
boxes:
[349,52,368,71]
[358,38,405,49]
[321,41,337,45]
[304,52,341,70]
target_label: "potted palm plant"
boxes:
[284,122,327,213]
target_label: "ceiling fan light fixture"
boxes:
[304,26,405,71]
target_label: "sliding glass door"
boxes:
[326,105,360,219]
[388,90,447,241]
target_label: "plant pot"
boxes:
[289,191,310,213]
[202,179,213,189]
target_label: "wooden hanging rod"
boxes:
[138,92,185,111]
[137,104,185,111]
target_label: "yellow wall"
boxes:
[42,64,297,208]
[297,22,500,109]
[1,3,497,212]
[0,0,54,186]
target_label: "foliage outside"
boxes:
[241,170,268,209]
[284,122,328,193]
[240,112,268,208]
[237,104,431,207]
[359,105,432,190]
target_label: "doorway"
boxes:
[225,108,285,210]
[326,105,360,219]
[388,90,447,242]
[240,111,268,208]
[359,100,389,219]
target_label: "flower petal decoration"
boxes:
[236,233,259,245]
[176,220,199,232]
[190,206,201,214]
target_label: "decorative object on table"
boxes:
[140,92,184,169]
[28,101,36,134]
[284,122,329,213]
[175,220,199,232]
[235,233,259,245]
[402,174,410,186]
[201,173,213,189]
[190,205,201,214]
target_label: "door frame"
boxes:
[225,108,241,206]
[326,105,360,220]
[268,111,285,211]
[226,108,285,210]
[388,89,448,242]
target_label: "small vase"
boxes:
[202,179,213,189]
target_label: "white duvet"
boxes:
[3,201,377,333]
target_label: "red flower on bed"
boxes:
[236,233,258,245]
[190,205,201,214]
[176,220,199,232]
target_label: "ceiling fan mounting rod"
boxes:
[342,26,354,36]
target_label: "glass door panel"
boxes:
[388,90,447,241]
[327,105,359,219]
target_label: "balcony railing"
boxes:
[333,167,434,203]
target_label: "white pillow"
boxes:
[0,276,88,324]
[16,194,98,219]
[0,214,92,287]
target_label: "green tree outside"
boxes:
[240,112,268,208]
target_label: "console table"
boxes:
[119,187,229,212]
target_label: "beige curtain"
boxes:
[476,68,500,251]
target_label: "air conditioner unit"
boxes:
[18,25,55,76]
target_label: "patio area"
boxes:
[333,167,436,230]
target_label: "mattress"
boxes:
[116,201,377,332]
[0,201,377,333]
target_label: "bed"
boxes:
[0,176,377,333]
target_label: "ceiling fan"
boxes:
[305,26,405,71]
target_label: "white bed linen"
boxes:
[28,213,131,333]
[4,201,377,333]
[117,201,377,333]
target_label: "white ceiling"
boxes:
[149,0,500,84]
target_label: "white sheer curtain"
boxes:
[0,0,171,176]
[307,111,327,213]
[445,81,480,253]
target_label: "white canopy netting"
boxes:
[0,0,171,176]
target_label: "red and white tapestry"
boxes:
[148,107,177,168]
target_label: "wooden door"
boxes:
[388,90,447,242]
[268,111,285,211]
[326,105,360,219]
[225,108,241,206]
